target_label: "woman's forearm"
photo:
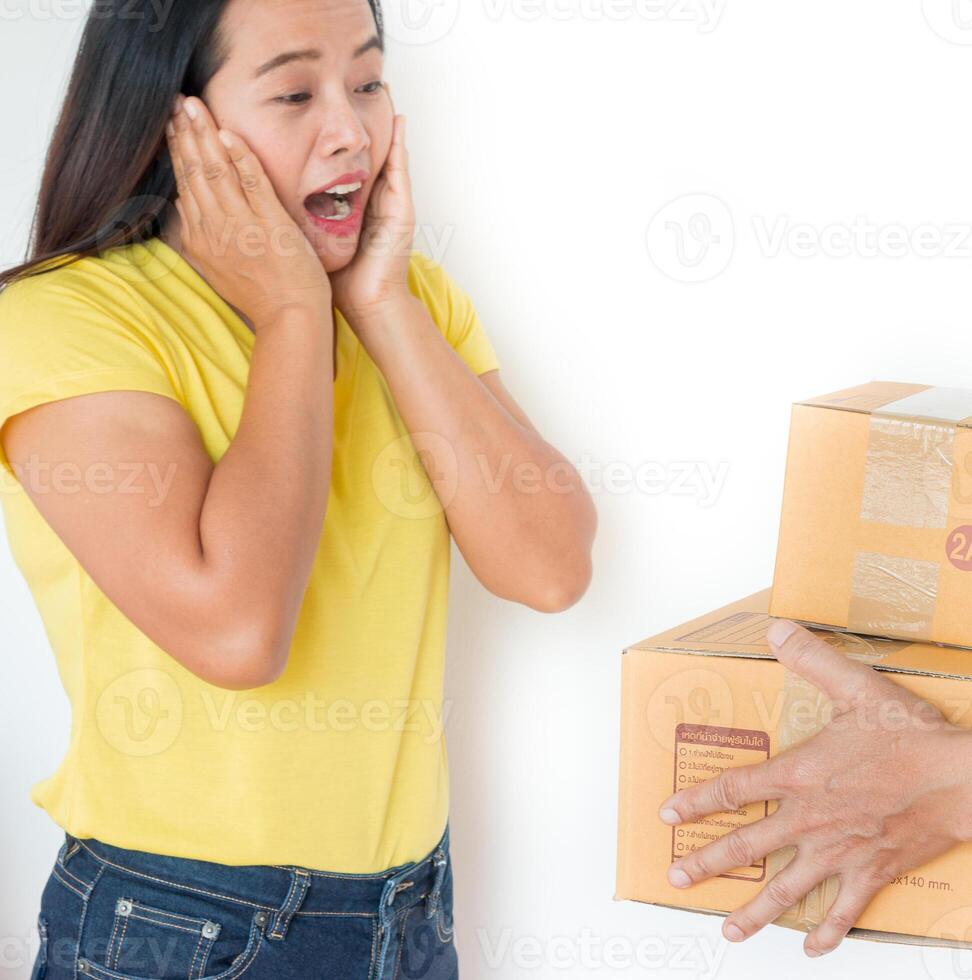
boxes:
[351,294,596,612]
[198,306,335,683]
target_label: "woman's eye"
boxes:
[275,92,312,105]
[358,81,384,95]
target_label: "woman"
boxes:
[0,1,597,977]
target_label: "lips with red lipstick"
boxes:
[304,170,369,227]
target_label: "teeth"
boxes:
[326,181,362,195]
[323,197,353,220]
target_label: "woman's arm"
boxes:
[656,619,972,957]
[327,103,595,614]
[352,298,596,613]
[1,306,333,691]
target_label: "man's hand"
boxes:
[657,619,972,957]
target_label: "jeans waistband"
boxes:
[57,822,450,937]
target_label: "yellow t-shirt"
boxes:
[0,236,500,872]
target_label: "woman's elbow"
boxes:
[176,614,291,690]
[527,557,593,614]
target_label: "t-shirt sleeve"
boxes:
[407,251,501,376]
[0,268,182,480]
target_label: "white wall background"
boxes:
[3,1,972,978]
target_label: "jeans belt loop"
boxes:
[267,869,310,942]
[63,832,81,865]
[424,848,448,920]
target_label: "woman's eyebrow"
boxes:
[253,36,383,79]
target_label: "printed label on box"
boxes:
[672,722,770,881]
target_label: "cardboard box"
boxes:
[615,589,972,947]
[770,381,972,648]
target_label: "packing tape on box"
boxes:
[766,638,893,932]
[847,387,972,641]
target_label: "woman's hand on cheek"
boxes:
[330,86,415,326]
[658,620,972,958]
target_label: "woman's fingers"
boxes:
[177,96,247,216]
[802,877,874,956]
[385,114,409,178]
[169,96,217,217]
[659,755,786,825]
[166,102,201,228]
[216,128,275,219]
[182,97,249,214]
[722,858,829,942]
[666,812,792,887]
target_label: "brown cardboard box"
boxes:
[770,381,972,648]
[615,589,972,947]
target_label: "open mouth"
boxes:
[304,181,364,224]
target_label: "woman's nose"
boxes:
[313,99,370,158]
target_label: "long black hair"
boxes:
[0,0,384,289]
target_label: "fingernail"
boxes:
[767,618,798,648]
[184,99,198,120]
[805,947,821,958]
[174,94,184,113]
[659,807,681,825]
[724,923,745,942]
[166,120,175,137]
[667,867,691,888]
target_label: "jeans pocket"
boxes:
[393,904,458,980]
[433,905,454,946]
[77,873,269,980]
[29,915,48,980]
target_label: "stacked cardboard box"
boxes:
[615,382,972,947]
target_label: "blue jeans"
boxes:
[30,823,457,979]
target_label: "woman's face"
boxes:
[199,0,393,273]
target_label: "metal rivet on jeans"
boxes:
[115,898,133,916]
[255,911,269,926]
[202,921,220,939]
[78,960,88,973]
